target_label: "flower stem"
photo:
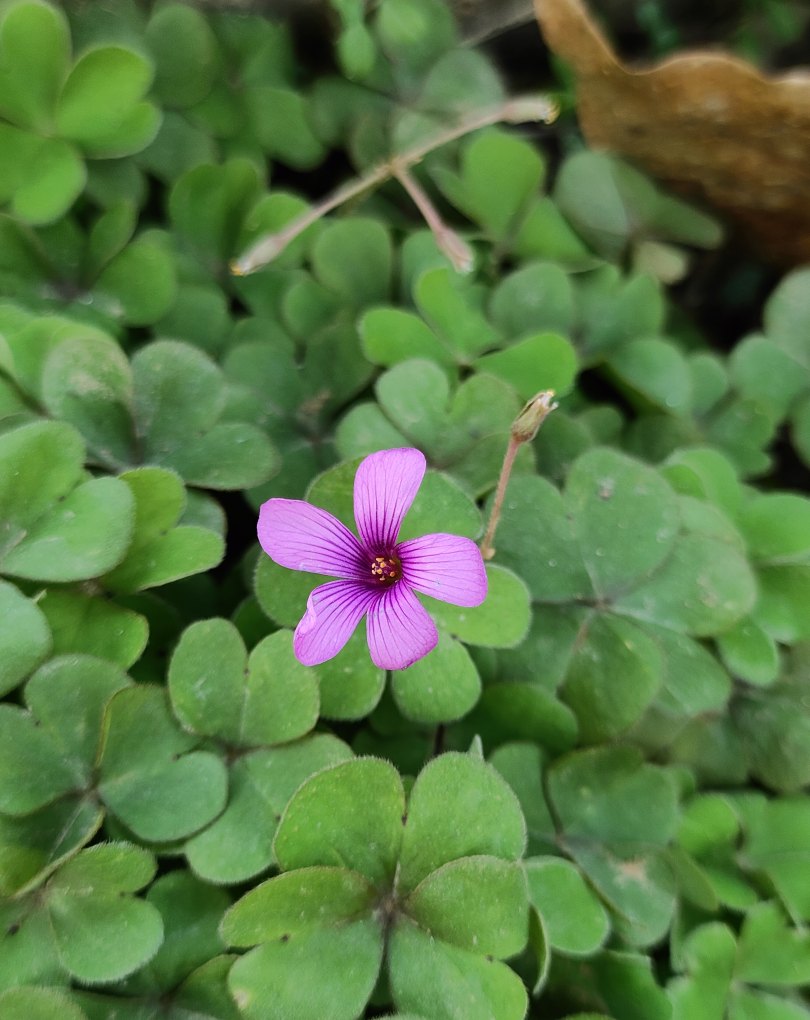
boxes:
[231,172,384,275]
[231,94,558,275]
[393,163,473,273]
[480,391,558,561]
[479,436,521,562]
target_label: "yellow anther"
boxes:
[370,554,402,585]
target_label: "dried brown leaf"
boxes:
[535,0,810,265]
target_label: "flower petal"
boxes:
[258,499,366,579]
[294,580,381,666]
[353,448,426,552]
[366,583,438,671]
[398,534,488,607]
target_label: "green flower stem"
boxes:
[231,94,558,275]
[480,391,558,561]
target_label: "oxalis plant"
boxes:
[0,1,809,1019]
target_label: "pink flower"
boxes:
[258,448,488,670]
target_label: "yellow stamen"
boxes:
[370,554,402,585]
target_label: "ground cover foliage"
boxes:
[0,0,809,1018]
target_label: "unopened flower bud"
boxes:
[502,95,560,125]
[511,390,558,443]
[436,227,475,275]
[231,231,294,276]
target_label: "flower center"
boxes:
[370,554,402,586]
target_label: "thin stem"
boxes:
[231,171,388,275]
[231,94,559,275]
[393,163,473,273]
[480,390,558,561]
[393,163,442,232]
[480,436,520,561]
[404,95,558,165]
